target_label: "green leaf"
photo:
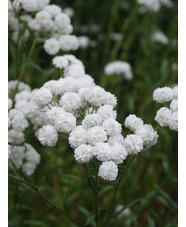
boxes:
[108,199,139,227]
[81,164,94,189]
[23,220,49,227]
[98,208,111,221]
[98,185,114,197]
[63,192,70,215]
[148,208,162,225]
[64,174,85,184]
[147,216,156,227]
[78,206,96,227]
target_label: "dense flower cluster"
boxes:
[8,0,79,55]
[124,114,159,152]
[8,54,159,181]
[137,0,173,12]
[153,86,178,131]
[152,31,169,45]
[104,61,133,80]
[8,81,40,175]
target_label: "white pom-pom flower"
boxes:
[102,118,122,136]
[95,142,113,162]
[34,87,52,105]
[135,124,158,146]
[153,87,173,103]
[59,92,81,112]
[98,161,118,181]
[38,125,58,146]
[52,56,69,69]
[69,126,87,149]
[82,114,102,130]
[124,134,143,155]
[154,107,172,127]
[87,126,107,145]
[124,114,144,132]
[74,144,94,164]
[110,143,128,164]
[44,38,60,55]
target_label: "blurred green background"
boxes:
[8,0,178,226]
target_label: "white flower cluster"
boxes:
[8,55,160,181]
[124,114,158,154]
[8,0,79,55]
[9,143,40,176]
[152,31,169,45]
[153,86,178,131]
[8,81,41,175]
[137,0,173,12]
[104,61,133,80]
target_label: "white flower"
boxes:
[87,126,107,145]
[155,107,172,127]
[35,10,52,27]
[69,126,87,149]
[59,92,81,112]
[15,90,32,102]
[64,64,85,78]
[11,113,28,132]
[108,134,125,146]
[63,7,74,18]
[78,36,90,49]
[54,13,71,30]
[104,61,133,80]
[9,145,25,169]
[172,85,178,99]
[8,98,13,110]
[95,142,113,162]
[124,114,144,132]
[54,111,76,133]
[25,144,40,165]
[74,144,94,163]
[110,143,128,164]
[8,129,24,145]
[46,106,65,125]
[167,111,178,131]
[38,125,58,146]
[44,38,60,55]
[102,118,122,136]
[8,80,31,96]
[137,0,161,12]
[34,87,52,105]
[59,35,79,51]
[82,114,102,130]
[153,87,173,103]
[97,105,117,120]
[20,0,38,12]
[22,162,37,176]
[79,86,117,107]
[152,31,169,44]
[170,99,178,112]
[28,19,41,31]
[43,80,62,95]
[124,134,143,155]
[43,4,62,18]
[98,161,118,181]
[135,124,158,146]
[52,56,69,69]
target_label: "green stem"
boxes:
[9,174,79,227]
[106,155,136,225]
[94,162,99,226]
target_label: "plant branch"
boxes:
[9,174,79,227]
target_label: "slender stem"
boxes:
[94,162,99,226]
[106,155,136,225]
[9,174,79,227]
